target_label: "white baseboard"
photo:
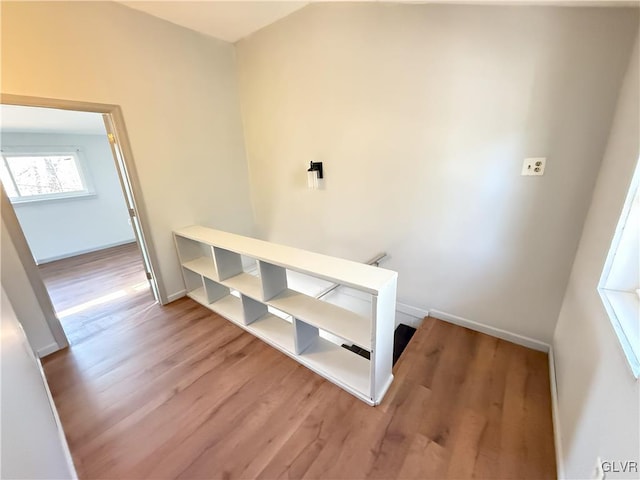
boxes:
[429,309,551,353]
[167,289,187,303]
[37,342,61,358]
[394,302,553,356]
[548,347,565,479]
[396,301,429,320]
[394,302,428,329]
[37,239,137,265]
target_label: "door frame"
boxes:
[1,94,166,344]
[102,113,159,301]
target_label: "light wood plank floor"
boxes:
[39,242,154,346]
[42,248,556,479]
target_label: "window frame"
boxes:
[598,158,640,379]
[0,145,95,205]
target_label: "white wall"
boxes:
[236,4,638,343]
[0,287,76,479]
[1,216,60,356]
[1,132,135,263]
[553,35,639,479]
[1,1,254,301]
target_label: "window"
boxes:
[0,147,93,203]
[599,158,640,378]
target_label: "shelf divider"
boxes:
[241,295,267,326]
[294,319,318,354]
[204,277,229,304]
[213,247,242,281]
[258,261,287,301]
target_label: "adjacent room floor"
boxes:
[41,250,557,479]
[38,242,154,346]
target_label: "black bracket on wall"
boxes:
[307,161,323,179]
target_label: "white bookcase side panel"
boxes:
[247,314,295,353]
[371,280,397,403]
[298,337,370,398]
[259,261,287,301]
[241,295,268,325]
[269,289,371,351]
[213,247,243,280]
[294,319,319,354]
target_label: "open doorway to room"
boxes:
[0,103,158,346]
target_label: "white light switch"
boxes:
[522,157,546,176]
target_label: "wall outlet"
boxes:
[522,157,546,176]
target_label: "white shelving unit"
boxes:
[173,225,398,405]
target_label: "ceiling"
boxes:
[0,105,106,136]
[119,1,309,43]
[117,0,637,44]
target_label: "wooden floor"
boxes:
[39,242,153,346]
[42,248,556,479]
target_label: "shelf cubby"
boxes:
[208,293,243,325]
[222,272,262,300]
[247,314,294,353]
[298,336,370,397]
[267,305,291,320]
[270,289,371,351]
[176,236,216,279]
[182,267,206,304]
[241,255,259,274]
[174,225,398,405]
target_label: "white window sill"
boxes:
[10,192,96,207]
[599,288,640,379]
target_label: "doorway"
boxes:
[0,98,160,348]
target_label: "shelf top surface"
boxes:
[175,225,397,293]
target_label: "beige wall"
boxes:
[553,35,639,479]
[236,3,638,342]
[1,1,254,301]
